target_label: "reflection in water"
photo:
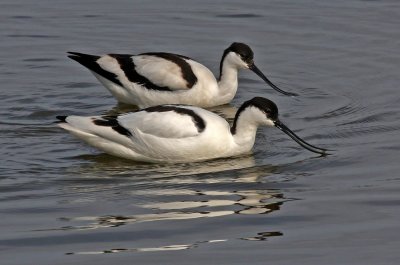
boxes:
[66,231,283,255]
[50,153,290,255]
[54,188,285,231]
[66,239,227,255]
[56,211,234,231]
[142,189,284,214]
[241,231,283,241]
[47,156,289,229]
[73,152,264,181]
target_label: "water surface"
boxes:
[1,0,400,264]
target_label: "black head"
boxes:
[220,42,254,76]
[226,42,254,64]
[219,43,298,96]
[232,97,329,155]
[240,97,279,121]
[231,97,279,134]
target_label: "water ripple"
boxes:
[216,13,263,18]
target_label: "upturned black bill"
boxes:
[274,120,329,155]
[250,64,298,96]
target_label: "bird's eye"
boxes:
[245,58,254,65]
[240,54,250,61]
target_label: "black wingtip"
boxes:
[67,51,80,56]
[67,51,92,56]
[67,51,124,87]
[67,55,78,61]
[56,115,68,123]
[67,52,100,63]
[67,52,84,60]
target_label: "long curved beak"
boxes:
[249,64,298,96]
[274,120,329,155]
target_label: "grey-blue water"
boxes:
[1,0,400,264]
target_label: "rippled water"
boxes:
[1,0,400,264]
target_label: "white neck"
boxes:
[231,108,260,151]
[230,106,275,155]
[217,64,238,104]
[217,53,243,104]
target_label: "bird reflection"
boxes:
[56,192,285,232]
[142,189,284,215]
[241,231,283,241]
[53,159,289,232]
[51,139,291,255]
[66,231,284,255]
[74,152,259,179]
[66,239,227,255]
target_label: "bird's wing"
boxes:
[92,53,198,91]
[58,106,205,148]
[134,53,199,90]
[68,52,199,91]
[118,105,205,139]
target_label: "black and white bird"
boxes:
[68,43,297,108]
[56,97,328,163]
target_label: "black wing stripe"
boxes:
[109,54,172,91]
[140,52,198,88]
[144,105,205,133]
[68,52,123,87]
[92,116,132,137]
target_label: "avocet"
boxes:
[57,97,328,163]
[68,43,297,108]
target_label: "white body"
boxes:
[72,52,248,108]
[58,105,266,163]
